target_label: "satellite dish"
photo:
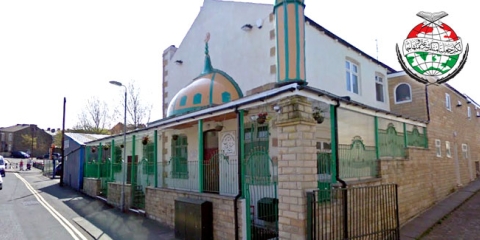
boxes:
[256,18,263,29]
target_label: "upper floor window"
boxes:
[375,74,385,102]
[462,144,469,159]
[445,93,451,111]
[0,133,4,141]
[467,106,472,119]
[446,141,451,158]
[435,139,441,157]
[345,60,359,94]
[8,133,12,141]
[394,83,412,104]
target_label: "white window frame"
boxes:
[445,141,451,158]
[345,60,360,94]
[445,93,451,111]
[0,133,4,141]
[7,133,12,142]
[462,144,469,159]
[468,106,472,119]
[375,74,385,102]
[394,83,412,104]
[435,139,442,157]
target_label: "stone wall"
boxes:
[83,178,101,198]
[145,188,244,240]
[107,182,132,209]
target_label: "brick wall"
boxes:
[387,75,480,223]
[83,178,101,198]
[107,182,132,209]
[388,75,428,121]
[145,188,244,240]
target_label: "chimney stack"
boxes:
[274,0,306,86]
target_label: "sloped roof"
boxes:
[0,124,30,132]
[66,133,110,145]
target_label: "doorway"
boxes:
[203,130,219,193]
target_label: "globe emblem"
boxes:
[396,11,468,84]
[404,23,461,76]
[403,22,461,76]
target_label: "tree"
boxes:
[21,134,37,153]
[115,80,153,129]
[74,97,112,134]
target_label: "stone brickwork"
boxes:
[145,188,244,240]
[387,74,480,224]
[83,178,101,198]
[388,75,428,121]
[107,182,132,209]
[276,96,318,240]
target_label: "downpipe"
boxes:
[333,99,348,239]
[234,108,243,240]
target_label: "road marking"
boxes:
[15,173,88,240]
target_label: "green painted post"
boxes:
[306,192,314,239]
[374,116,380,160]
[403,123,407,148]
[86,146,91,177]
[98,143,102,178]
[154,130,158,188]
[424,127,429,148]
[329,104,337,183]
[131,135,136,207]
[198,119,204,193]
[111,140,115,181]
[239,110,245,197]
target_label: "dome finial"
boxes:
[202,32,213,74]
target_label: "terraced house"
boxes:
[72,0,476,239]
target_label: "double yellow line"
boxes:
[15,173,88,240]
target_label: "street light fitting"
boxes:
[109,80,123,86]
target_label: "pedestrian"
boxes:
[20,160,24,171]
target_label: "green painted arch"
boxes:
[193,68,244,98]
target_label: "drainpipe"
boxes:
[333,99,346,188]
[234,108,244,240]
[425,84,431,123]
[333,99,348,239]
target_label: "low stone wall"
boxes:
[107,182,132,209]
[145,188,244,240]
[83,178,101,197]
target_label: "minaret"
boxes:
[274,0,306,86]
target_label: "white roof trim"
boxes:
[387,71,406,78]
[339,102,427,127]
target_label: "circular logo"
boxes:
[396,11,469,85]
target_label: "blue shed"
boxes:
[63,133,109,190]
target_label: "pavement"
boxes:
[400,178,480,239]
[4,159,178,240]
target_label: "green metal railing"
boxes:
[406,126,427,148]
[157,155,239,195]
[378,123,406,158]
[338,136,378,180]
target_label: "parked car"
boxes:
[11,151,30,159]
[0,156,5,177]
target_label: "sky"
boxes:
[0,0,477,131]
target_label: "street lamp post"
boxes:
[109,80,127,212]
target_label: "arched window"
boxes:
[179,96,187,106]
[221,91,231,103]
[193,93,202,105]
[395,83,412,104]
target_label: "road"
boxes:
[1,157,92,240]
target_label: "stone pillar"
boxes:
[276,95,318,239]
